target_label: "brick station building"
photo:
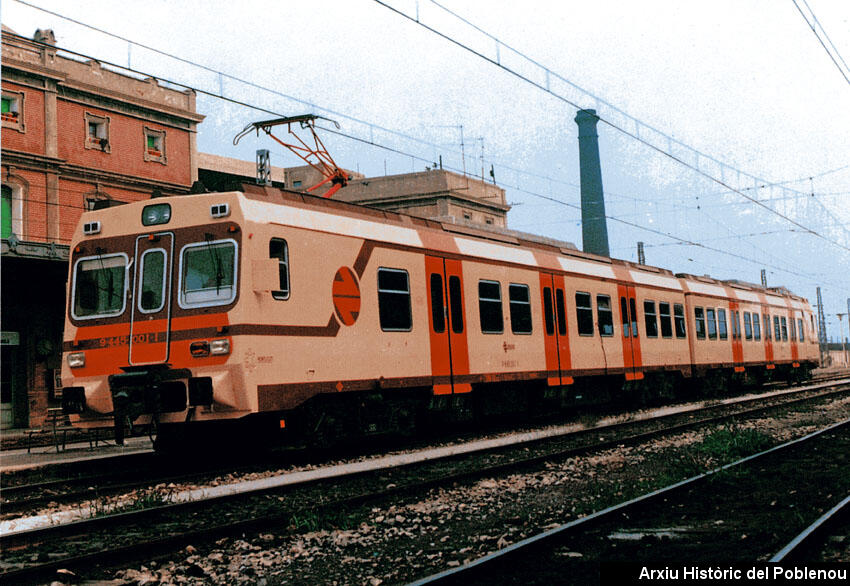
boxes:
[0,27,203,429]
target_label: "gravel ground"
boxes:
[99,394,850,585]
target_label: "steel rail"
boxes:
[408,417,850,585]
[5,375,847,514]
[770,494,850,562]
[2,385,848,584]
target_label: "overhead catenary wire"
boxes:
[791,0,850,87]
[3,4,849,291]
[372,0,850,253]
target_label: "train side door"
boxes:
[425,256,471,395]
[729,301,744,372]
[539,273,573,386]
[129,232,174,365]
[618,284,644,381]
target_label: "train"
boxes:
[60,184,820,448]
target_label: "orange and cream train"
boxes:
[60,185,820,445]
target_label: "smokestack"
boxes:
[575,109,610,257]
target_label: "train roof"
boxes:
[74,185,809,305]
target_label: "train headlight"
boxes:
[210,339,230,355]
[67,352,86,368]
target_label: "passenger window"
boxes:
[717,308,728,340]
[781,317,788,341]
[753,313,761,341]
[269,238,289,300]
[377,268,412,331]
[478,280,504,334]
[543,287,555,336]
[658,302,672,338]
[765,314,771,340]
[744,312,753,340]
[706,308,717,340]
[597,294,614,337]
[798,318,804,342]
[449,275,464,334]
[509,283,532,334]
[674,303,686,338]
[555,289,567,336]
[621,297,630,338]
[735,311,742,340]
[138,249,166,312]
[695,307,706,339]
[575,292,594,336]
[644,300,658,338]
[430,273,445,333]
[774,316,781,341]
[788,317,794,341]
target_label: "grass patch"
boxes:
[696,426,773,463]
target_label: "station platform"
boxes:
[0,433,153,473]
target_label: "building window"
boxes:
[644,300,659,338]
[269,238,290,300]
[485,217,494,225]
[575,292,594,336]
[597,294,614,336]
[84,112,110,152]
[1,91,24,132]
[143,127,166,163]
[1,185,13,239]
[508,283,532,334]
[292,180,303,188]
[478,280,503,334]
[674,303,687,338]
[378,268,412,331]
[463,212,472,221]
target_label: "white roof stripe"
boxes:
[732,290,761,303]
[629,271,682,290]
[454,238,537,266]
[243,199,423,248]
[559,258,617,279]
[685,281,727,297]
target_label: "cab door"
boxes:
[129,232,174,365]
[425,256,471,394]
[618,284,644,381]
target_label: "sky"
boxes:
[3,0,850,340]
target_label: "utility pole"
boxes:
[760,269,767,287]
[637,242,645,265]
[838,313,848,367]
[816,287,828,366]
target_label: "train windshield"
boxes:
[72,253,128,319]
[179,239,237,307]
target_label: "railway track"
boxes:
[2,380,848,584]
[410,418,850,585]
[2,377,847,519]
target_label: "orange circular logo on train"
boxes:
[332,266,361,326]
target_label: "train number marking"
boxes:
[332,266,361,327]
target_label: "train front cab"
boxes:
[61,194,252,444]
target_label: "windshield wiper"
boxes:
[204,233,224,294]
